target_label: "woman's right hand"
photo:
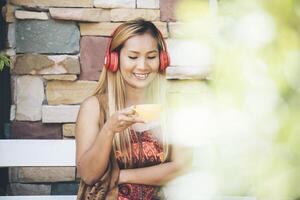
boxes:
[103,106,145,133]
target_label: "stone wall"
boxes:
[2,0,211,195]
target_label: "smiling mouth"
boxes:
[133,73,150,80]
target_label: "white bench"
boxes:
[0,139,256,200]
[0,139,77,200]
[0,196,76,200]
[0,139,75,167]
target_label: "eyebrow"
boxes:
[128,49,158,54]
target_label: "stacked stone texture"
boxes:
[3,0,211,195]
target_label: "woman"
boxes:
[75,18,186,200]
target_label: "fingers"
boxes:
[119,115,134,122]
[119,106,136,115]
[118,106,144,123]
[118,114,144,123]
[113,107,145,131]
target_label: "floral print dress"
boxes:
[116,129,165,200]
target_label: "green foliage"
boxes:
[0,54,11,72]
[174,0,300,199]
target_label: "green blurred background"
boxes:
[165,1,300,199]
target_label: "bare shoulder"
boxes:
[80,96,99,114]
[77,95,101,125]
[81,95,100,110]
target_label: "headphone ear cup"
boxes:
[159,50,170,71]
[109,51,119,72]
[104,35,119,72]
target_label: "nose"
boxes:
[136,57,149,70]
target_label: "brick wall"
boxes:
[2,0,212,195]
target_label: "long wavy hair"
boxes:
[91,18,169,168]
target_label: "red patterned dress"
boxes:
[115,129,165,200]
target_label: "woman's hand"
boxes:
[103,106,145,134]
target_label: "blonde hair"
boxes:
[91,18,169,168]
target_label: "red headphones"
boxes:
[104,26,170,72]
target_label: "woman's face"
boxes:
[119,33,160,90]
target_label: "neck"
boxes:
[125,85,148,107]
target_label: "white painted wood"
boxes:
[0,196,256,200]
[0,138,256,200]
[0,196,76,200]
[0,139,75,167]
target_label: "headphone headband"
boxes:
[106,27,167,53]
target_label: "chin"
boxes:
[129,82,151,89]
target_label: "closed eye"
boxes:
[129,56,157,59]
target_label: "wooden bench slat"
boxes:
[0,140,75,167]
[0,196,256,200]
[0,139,257,200]
[0,195,76,200]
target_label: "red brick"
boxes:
[79,36,109,81]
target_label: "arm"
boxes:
[75,96,115,186]
[75,96,143,186]
[118,145,193,186]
